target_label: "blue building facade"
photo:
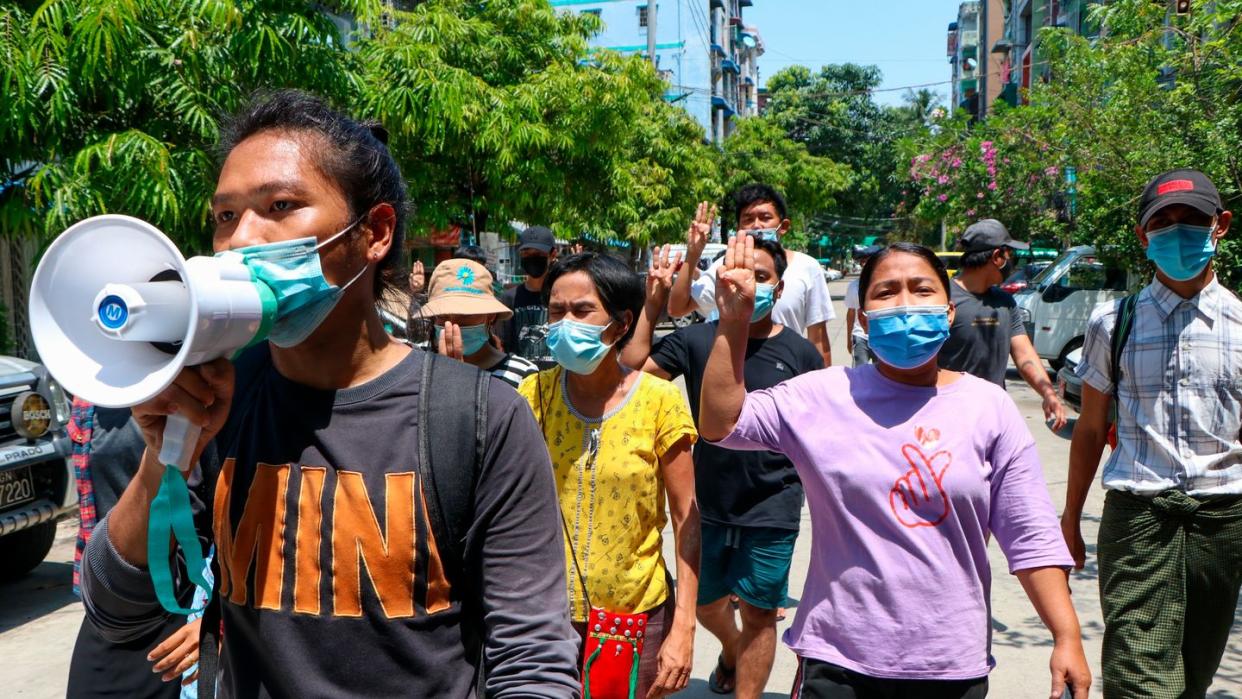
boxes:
[550,0,763,143]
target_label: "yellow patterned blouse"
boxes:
[519,368,697,622]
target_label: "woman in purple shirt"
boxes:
[698,238,1091,699]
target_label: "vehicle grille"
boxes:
[0,390,24,443]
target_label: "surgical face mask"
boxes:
[747,228,780,243]
[521,254,550,278]
[1145,221,1217,282]
[216,218,367,347]
[999,254,1015,280]
[546,319,614,375]
[864,305,951,370]
[437,323,490,355]
[751,283,776,322]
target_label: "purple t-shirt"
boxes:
[716,364,1072,680]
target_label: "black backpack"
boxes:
[199,352,490,698]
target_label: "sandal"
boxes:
[708,653,737,694]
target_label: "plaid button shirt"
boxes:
[1078,277,1242,496]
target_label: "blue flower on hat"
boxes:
[456,265,476,287]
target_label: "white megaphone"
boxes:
[29,215,273,471]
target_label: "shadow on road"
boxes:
[0,561,78,634]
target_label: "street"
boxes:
[2,278,1239,698]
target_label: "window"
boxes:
[638,5,648,29]
[581,8,601,18]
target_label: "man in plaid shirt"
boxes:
[1062,169,1242,698]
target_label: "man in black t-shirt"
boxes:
[622,239,823,698]
[499,225,557,367]
[940,218,1067,429]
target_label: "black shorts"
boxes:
[791,657,988,699]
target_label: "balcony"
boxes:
[710,43,726,57]
[721,58,740,74]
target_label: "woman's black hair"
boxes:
[542,252,644,349]
[751,237,788,279]
[858,243,952,307]
[731,183,788,225]
[218,89,408,296]
[452,245,489,268]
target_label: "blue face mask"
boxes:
[437,323,491,356]
[1145,222,1217,282]
[748,228,780,243]
[751,283,776,322]
[864,305,951,370]
[216,220,367,347]
[546,319,614,375]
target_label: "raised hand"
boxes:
[714,235,756,323]
[889,443,952,528]
[408,260,426,295]
[647,244,683,298]
[686,201,716,258]
[437,321,465,361]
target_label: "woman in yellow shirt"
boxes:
[519,251,700,699]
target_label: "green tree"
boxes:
[719,116,851,249]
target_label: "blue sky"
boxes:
[746,0,966,107]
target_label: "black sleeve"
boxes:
[649,326,692,379]
[468,386,579,698]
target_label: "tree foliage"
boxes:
[720,116,850,246]
[0,0,727,256]
[899,0,1242,288]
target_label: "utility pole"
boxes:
[647,1,658,67]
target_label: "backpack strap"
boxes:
[417,352,490,692]
[417,352,489,576]
[1109,294,1140,397]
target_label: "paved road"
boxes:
[2,277,1239,697]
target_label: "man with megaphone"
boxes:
[37,90,579,698]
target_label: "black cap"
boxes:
[958,219,1029,253]
[518,225,555,253]
[852,244,884,260]
[1138,169,1223,227]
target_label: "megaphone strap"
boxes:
[147,465,213,615]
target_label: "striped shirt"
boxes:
[486,353,539,389]
[1077,277,1242,496]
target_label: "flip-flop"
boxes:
[708,653,736,694]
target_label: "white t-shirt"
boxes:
[844,279,866,339]
[691,249,836,336]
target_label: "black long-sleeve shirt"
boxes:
[81,347,579,698]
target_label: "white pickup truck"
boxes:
[1014,246,1133,370]
[0,355,75,581]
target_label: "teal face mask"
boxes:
[1145,221,1217,282]
[436,323,491,355]
[751,283,776,322]
[748,228,780,243]
[546,319,614,375]
[216,219,367,347]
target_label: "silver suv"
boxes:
[0,356,75,581]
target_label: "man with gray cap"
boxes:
[940,218,1067,429]
[1063,168,1241,697]
[499,225,557,367]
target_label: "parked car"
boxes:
[1014,245,1133,370]
[1000,262,1052,295]
[0,355,75,581]
[823,267,843,282]
[1057,347,1084,413]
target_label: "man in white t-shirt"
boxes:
[844,245,882,366]
[668,184,835,365]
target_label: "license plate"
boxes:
[0,466,35,510]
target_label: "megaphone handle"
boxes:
[159,414,201,473]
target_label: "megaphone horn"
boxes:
[29,215,273,470]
